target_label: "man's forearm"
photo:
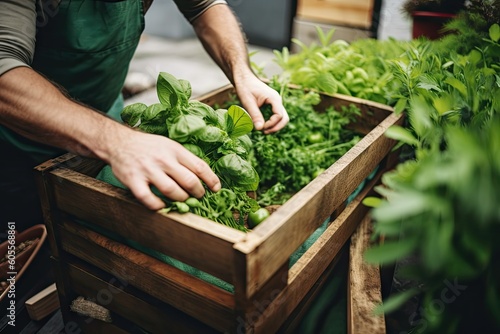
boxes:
[191,4,254,85]
[0,67,130,162]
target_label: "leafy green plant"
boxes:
[269,27,412,105]
[362,22,500,333]
[365,118,500,333]
[121,72,260,231]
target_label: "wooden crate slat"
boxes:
[57,220,235,330]
[325,93,395,135]
[48,168,245,283]
[234,112,402,298]
[67,263,222,333]
[348,215,386,334]
[36,153,106,177]
[244,169,380,333]
[195,84,235,106]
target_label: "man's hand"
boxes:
[191,4,289,133]
[107,129,221,210]
[234,75,289,134]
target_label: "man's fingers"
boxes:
[263,113,283,129]
[244,104,265,131]
[262,102,289,133]
[149,169,191,201]
[177,154,221,193]
[128,178,168,211]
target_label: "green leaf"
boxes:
[214,154,260,191]
[317,27,335,47]
[188,100,214,118]
[393,97,408,114]
[142,103,165,121]
[316,72,338,94]
[373,190,431,221]
[183,144,204,158]
[468,49,482,65]
[373,289,419,315]
[362,196,382,208]
[179,79,192,100]
[489,23,500,43]
[157,72,189,109]
[168,115,205,142]
[417,74,441,92]
[237,135,253,154]
[409,95,433,137]
[445,77,467,97]
[227,105,253,138]
[121,103,147,127]
[197,125,224,143]
[442,61,454,69]
[432,94,454,115]
[364,239,418,265]
[385,125,419,146]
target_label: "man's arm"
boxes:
[0,0,220,210]
[190,4,289,133]
[0,67,220,209]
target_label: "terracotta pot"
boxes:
[412,11,456,40]
[0,225,47,301]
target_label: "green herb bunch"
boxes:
[121,72,260,231]
[249,79,361,205]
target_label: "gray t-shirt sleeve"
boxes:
[173,0,228,23]
[0,0,36,76]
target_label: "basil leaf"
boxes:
[168,115,205,142]
[227,105,253,138]
[197,125,225,143]
[237,135,253,154]
[142,103,165,121]
[157,72,189,109]
[183,144,205,158]
[121,103,147,127]
[188,100,214,118]
[179,79,192,100]
[214,153,259,191]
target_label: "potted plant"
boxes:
[402,0,467,39]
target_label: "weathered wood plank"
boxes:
[348,215,386,334]
[57,220,235,331]
[25,283,60,321]
[67,262,221,334]
[49,168,245,283]
[248,169,382,333]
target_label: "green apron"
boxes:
[0,0,145,164]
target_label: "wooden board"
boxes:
[25,283,60,321]
[348,214,386,334]
[297,0,375,28]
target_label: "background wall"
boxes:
[143,0,412,45]
[377,0,412,40]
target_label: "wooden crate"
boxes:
[35,85,402,333]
